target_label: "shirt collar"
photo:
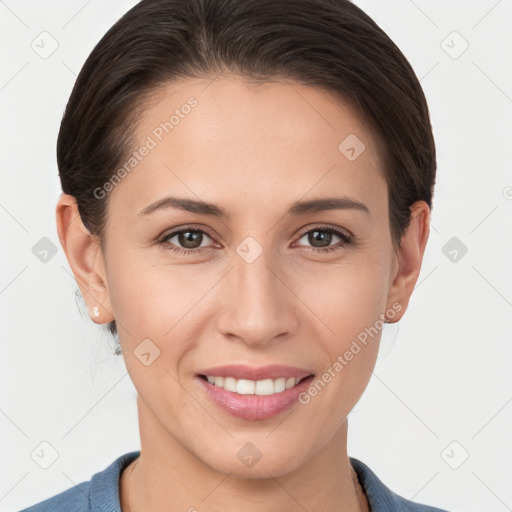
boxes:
[350,456,410,511]
[90,450,140,512]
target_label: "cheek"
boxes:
[106,255,203,419]
[319,286,385,389]
[295,251,390,391]
[294,252,391,341]
[107,249,205,338]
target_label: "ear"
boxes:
[55,194,114,324]
[385,200,431,322]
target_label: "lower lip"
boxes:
[195,374,315,421]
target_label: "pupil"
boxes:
[179,231,201,248]
[309,230,331,248]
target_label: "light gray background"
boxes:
[1,1,511,511]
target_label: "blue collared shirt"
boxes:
[18,451,450,511]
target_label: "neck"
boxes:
[120,396,370,512]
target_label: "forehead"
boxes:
[108,76,385,217]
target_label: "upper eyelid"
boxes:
[295,224,351,239]
[162,224,216,241]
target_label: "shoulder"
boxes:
[17,481,90,512]
[17,451,140,512]
[350,457,451,512]
[19,482,90,512]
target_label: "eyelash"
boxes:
[157,224,353,255]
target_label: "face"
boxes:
[62,76,426,478]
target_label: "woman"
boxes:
[20,0,449,510]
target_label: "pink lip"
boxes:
[196,364,313,381]
[195,375,315,421]
[194,365,315,421]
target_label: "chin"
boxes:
[199,442,307,479]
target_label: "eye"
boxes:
[157,224,353,256]
[294,225,353,253]
[158,226,217,255]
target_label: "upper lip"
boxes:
[197,364,314,381]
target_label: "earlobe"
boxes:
[385,201,431,322]
[56,194,114,324]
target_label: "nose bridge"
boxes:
[216,239,297,344]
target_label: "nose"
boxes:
[215,243,299,348]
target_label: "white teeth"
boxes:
[204,375,306,395]
[274,377,286,393]
[224,377,237,392]
[236,379,255,394]
[285,377,296,389]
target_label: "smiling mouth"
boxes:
[198,374,314,396]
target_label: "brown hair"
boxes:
[57,0,436,349]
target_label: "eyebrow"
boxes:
[137,195,370,218]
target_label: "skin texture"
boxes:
[56,76,430,512]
